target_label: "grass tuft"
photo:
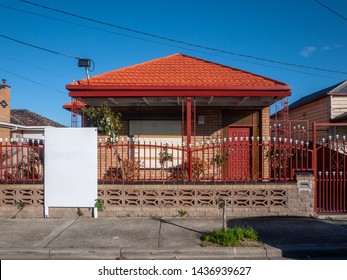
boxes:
[201,226,260,247]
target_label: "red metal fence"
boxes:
[0,137,313,183]
[97,137,313,182]
[0,139,44,183]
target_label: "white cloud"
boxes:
[299,46,317,58]
[322,44,343,51]
[322,46,332,51]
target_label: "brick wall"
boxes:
[0,84,11,140]
[0,173,315,218]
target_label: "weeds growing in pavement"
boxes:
[77,208,83,217]
[94,199,105,212]
[11,200,26,219]
[178,209,188,217]
[201,226,261,247]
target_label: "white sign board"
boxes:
[44,127,98,217]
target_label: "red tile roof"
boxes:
[71,53,288,88]
[63,100,86,111]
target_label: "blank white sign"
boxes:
[44,127,97,209]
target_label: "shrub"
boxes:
[103,158,141,180]
[122,158,140,180]
[158,147,173,167]
[103,167,122,180]
[170,157,207,180]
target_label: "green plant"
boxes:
[16,201,25,211]
[77,208,83,217]
[94,199,105,212]
[82,102,122,140]
[11,200,26,219]
[158,147,173,167]
[178,209,188,217]
[201,226,260,247]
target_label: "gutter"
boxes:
[0,121,49,131]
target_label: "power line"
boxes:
[0,34,80,60]
[0,3,206,56]
[314,0,347,22]
[1,4,341,80]
[1,4,241,70]
[0,67,67,94]
[21,0,347,75]
[0,53,70,79]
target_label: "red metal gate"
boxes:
[314,123,347,213]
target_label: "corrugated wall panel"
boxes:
[331,96,347,119]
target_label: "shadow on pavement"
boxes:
[227,216,347,259]
[152,217,206,235]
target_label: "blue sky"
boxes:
[0,0,346,126]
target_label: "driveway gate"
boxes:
[314,123,347,213]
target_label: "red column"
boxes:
[186,97,192,180]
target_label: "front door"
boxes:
[228,127,251,180]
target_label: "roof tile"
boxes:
[74,53,287,87]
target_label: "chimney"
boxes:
[2,79,6,85]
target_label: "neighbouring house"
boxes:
[0,109,65,140]
[0,79,65,140]
[8,109,65,139]
[288,80,347,141]
[0,80,64,197]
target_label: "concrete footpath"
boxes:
[1,216,347,260]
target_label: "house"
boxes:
[67,54,290,143]
[0,109,65,140]
[0,79,65,140]
[66,53,295,180]
[0,54,318,218]
[8,109,65,139]
[288,80,347,141]
[0,81,64,192]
